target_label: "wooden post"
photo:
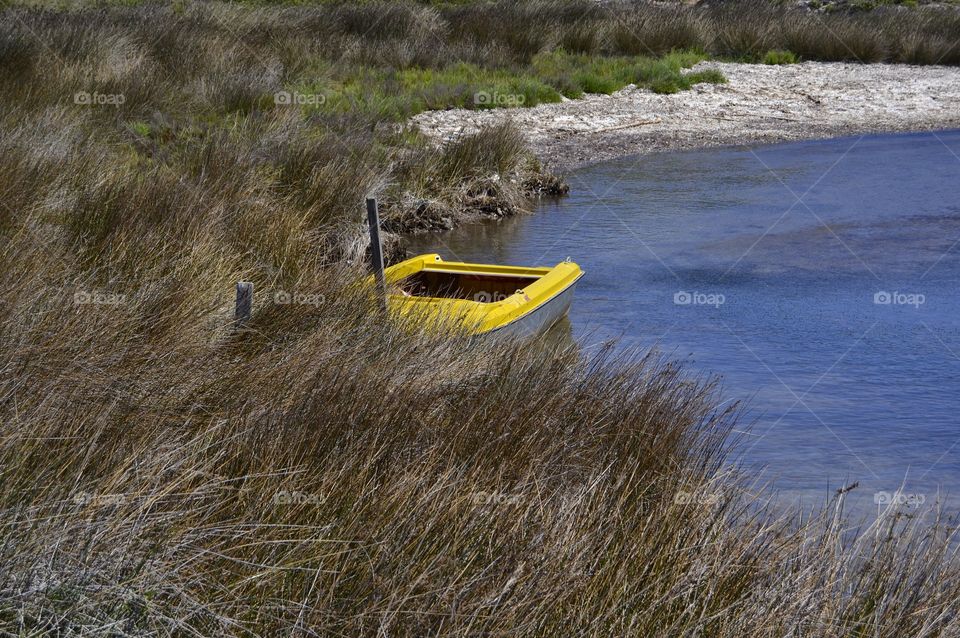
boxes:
[366,197,386,307]
[235,281,253,328]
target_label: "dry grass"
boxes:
[2,0,960,635]
[5,251,960,634]
[0,2,574,267]
[444,0,960,65]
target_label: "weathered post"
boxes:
[235,281,253,328]
[365,197,386,308]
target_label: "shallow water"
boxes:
[406,130,960,515]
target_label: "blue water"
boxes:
[407,130,960,514]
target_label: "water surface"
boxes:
[408,130,960,515]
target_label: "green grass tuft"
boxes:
[763,49,799,65]
[531,49,720,98]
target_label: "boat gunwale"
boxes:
[416,263,555,280]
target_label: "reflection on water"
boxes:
[527,315,578,358]
[406,130,960,517]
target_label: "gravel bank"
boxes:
[411,61,960,173]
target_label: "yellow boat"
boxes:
[382,254,583,337]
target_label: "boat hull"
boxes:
[484,279,579,339]
[381,254,583,337]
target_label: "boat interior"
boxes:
[396,269,541,302]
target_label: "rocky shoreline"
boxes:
[411,61,960,173]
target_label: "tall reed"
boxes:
[2,1,960,635]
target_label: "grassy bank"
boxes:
[3,0,960,635]
[11,0,958,65]
[0,1,743,248]
[432,0,960,64]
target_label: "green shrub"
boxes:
[684,68,728,87]
[531,49,715,98]
[763,49,799,64]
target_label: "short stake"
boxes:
[365,197,387,309]
[235,281,253,328]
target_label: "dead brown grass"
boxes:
[2,1,960,635]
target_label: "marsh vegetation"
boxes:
[2,0,960,634]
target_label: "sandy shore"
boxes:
[411,61,960,173]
